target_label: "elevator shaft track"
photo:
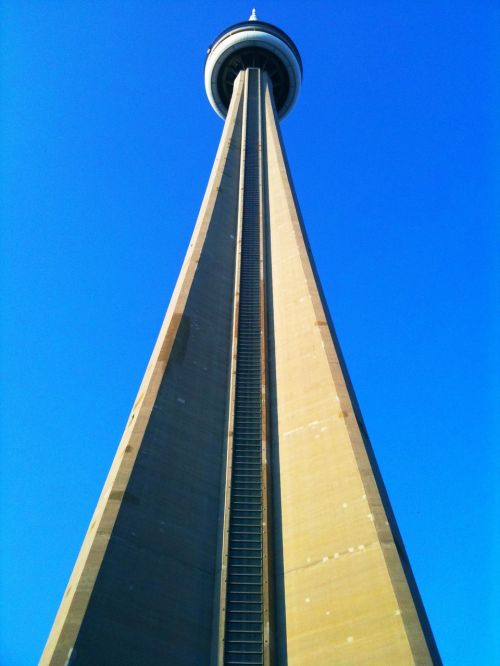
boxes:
[223,68,268,666]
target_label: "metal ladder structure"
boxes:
[223,69,266,666]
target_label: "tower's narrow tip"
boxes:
[249,8,258,21]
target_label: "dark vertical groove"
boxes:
[260,76,288,666]
[223,69,264,666]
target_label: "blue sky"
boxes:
[1,2,498,664]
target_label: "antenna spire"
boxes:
[249,8,258,21]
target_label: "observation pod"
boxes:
[205,11,302,120]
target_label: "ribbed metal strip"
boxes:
[224,69,264,665]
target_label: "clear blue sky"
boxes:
[1,2,498,664]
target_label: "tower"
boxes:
[41,11,441,665]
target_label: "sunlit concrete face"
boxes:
[262,79,438,665]
[41,17,441,666]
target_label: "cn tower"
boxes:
[41,11,441,665]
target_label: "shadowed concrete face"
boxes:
[40,74,246,666]
[70,162,240,661]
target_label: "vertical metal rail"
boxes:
[258,70,272,666]
[223,68,267,666]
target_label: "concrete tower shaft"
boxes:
[41,15,441,666]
